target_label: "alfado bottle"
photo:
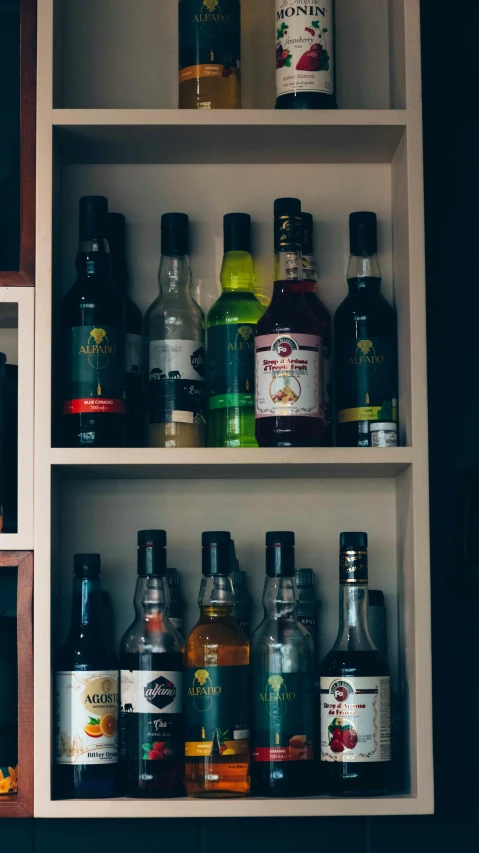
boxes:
[320,532,391,795]
[55,554,119,799]
[207,213,263,447]
[145,213,206,448]
[120,531,184,798]
[252,532,315,797]
[275,0,336,109]
[185,531,250,797]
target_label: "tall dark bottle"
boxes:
[108,213,143,447]
[320,533,391,795]
[335,213,398,448]
[252,532,315,797]
[255,199,324,447]
[61,196,126,447]
[55,555,119,799]
[120,531,184,797]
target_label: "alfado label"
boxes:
[55,671,119,765]
[320,676,391,763]
[185,665,250,758]
[64,325,125,416]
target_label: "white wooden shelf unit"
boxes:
[34,0,433,818]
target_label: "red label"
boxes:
[64,398,126,415]
[252,745,314,762]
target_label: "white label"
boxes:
[371,430,398,448]
[55,671,119,765]
[149,339,205,383]
[121,670,183,715]
[255,333,322,419]
[126,332,142,375]
[276,1,333,97]
[320,676,391,763]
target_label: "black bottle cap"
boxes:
[166,568,180,587]
[274,198,301,218]
[137,530,167,576]
[349,212,377,257]
[368,589,385,607]
[274,199,302,252]
[161,213,189,257]
[302,213,313,254]
[74,553,101,576]
[266,531,295,577]
[79,196,108,240]
[339,532,368,585]
[107,213,126,254]
[295,568,315,587]
[138,530,167,547]
[202,531,231,576]
[224,213,251,254]
[340,532,368,550]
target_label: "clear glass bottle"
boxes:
[185,531,250,797]
[320,532,391,795]
[145,213,206,448]
[120,531,184,798]
[251,532,315,797]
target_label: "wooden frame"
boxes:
[0,0,37,287]
[0,552,33,818]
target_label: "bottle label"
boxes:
[320,676,391,763]
[120,670,183,762]
[63,326,125,415]
[336,336,398,425]
[126,332,142,375]
[208,323,255,411]
[148,339,206,425]
[55,671,119,765]
[276,1,333,98]
[255,333,321,419]
[179,0,241,86]
[185,665,249,758]
[252,671,314,762]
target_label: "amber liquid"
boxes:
[148,422,204,449]
[185,604,250,797]
[179,76,241,110]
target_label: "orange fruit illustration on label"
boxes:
[99,712,117,738]
[84,723,102,738]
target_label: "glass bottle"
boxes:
[255,198,324,447]
[120,531,184,798]
[334,212,399,448]
[275,0,336,110]
[61,196,126,448]
[207,213,263,447]
[185,531,250,797]
[301,213,332,444]
[167,568,185,638]
[320,532,391,795]
[231,568,251,637]
[179,0,241,110]
[145,213,206,448]
[295,568,320,668]
[54,554,119,799]
[108,213,144,447]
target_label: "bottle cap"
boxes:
[224,213,251,254]
[79,196,108,240]
[266,531,295,577]
[368,589,385,607]
[166,568,180,587]
[232,569,247,586]
[107,213,126,254]
[161,212,189,257]
[137,530,167,577]
[274,198,301,218]
[339,532,368,584]
[202,531,231,576]
[295,568,315,587]
[302,213,314,254]
[274,199,302,253]
[138,530,167,547]
[340,532,368,550]
[74,553,101,576]
[349,212,377,257]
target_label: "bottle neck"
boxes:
[346,253,382,291]
[274,248,303,285]
[262,575,297,620]
[158,254,191,298]
[69,574,102,640]
[76,238,111,280]
[134,574,170,635]
[302,253,318,285]
[333,583,376,652]
[220,250,255,293]
[109,246,128,295]
[199,575,235,620]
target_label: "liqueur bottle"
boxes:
[120,531,184,798]
[145,213,206,448]
[55,554,119,799]
[275,0,336,110]
[185,531,250,797]
[179,0,241,110]
[295,568,320,667]
[255,198,324,447]
[108,213,144,447]
[335,213,399,448]
[252,532,315,797]
[320,533,391,795]
[167,568,185,637]
[207,213,262,447]
[61,196,126,448]
[301,213,332,444]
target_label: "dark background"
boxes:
[2,0,477,847]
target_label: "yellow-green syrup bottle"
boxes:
[207,214,263,447]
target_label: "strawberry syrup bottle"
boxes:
[255,198,324,448]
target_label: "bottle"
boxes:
[55,554,119,799]
[320,532,391,795]
[167,568,185,637]
[185,531,250,797]
[207,213,263,447]
[231,568,251,637]
[302,213,332,444]
[145,213,206,448]
[252,532,315,797]
[255,198,324,447]
[295,568,320,666]
[335,212,399,448]
[120,531,184,798]
[108,213,144,447]
[179,0,241,110]
[368,589,387,661]
[275,0,336,110]
[61,196,126,448]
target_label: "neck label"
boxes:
[340,551,368,584]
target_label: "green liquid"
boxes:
[207,251,263,448]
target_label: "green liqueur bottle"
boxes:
[207,214,263,447]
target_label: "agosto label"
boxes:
[55,671,119,765]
